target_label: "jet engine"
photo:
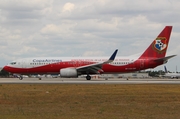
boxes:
[60,68,78,78]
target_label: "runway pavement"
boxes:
[1,77,180,84]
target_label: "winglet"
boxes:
[104,49,118,64]
[109,49,118,60]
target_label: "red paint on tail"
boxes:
[139,26,172,59]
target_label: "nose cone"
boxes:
[2,66,9,72]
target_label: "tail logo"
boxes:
[154,37,167,52]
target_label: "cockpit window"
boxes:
[10,62,16,65]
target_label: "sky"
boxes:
[0,0,180,72]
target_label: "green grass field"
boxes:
[0,84,180,119]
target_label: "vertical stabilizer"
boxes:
[139,26,172,59]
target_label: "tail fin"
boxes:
[164,66,168,73]
[139,26,172,59]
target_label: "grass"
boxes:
[0,84,180,119]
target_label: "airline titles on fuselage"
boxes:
[33,59,62,63]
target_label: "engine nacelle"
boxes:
[60,68,78,78]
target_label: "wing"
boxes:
[76,49,118,74]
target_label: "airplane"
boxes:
[163,66,180,79]
[3,26,176,80]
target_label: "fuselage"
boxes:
[3,56,163,75]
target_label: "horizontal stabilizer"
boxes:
[154,55,176,62]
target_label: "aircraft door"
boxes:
[21,60,28,73]
[139,59,144,69]
[21,60,26,68]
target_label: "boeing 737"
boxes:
[3,26,176,80]
[163,66,180,79]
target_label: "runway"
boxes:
[1,77,180,84]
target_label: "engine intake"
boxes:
[60,68,78,78]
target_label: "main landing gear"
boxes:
[86,75,91,80]
[19,76,23,80]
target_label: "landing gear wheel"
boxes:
[19,76,23,80]
[86,75,91,80]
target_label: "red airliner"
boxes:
[3,26,176,80]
